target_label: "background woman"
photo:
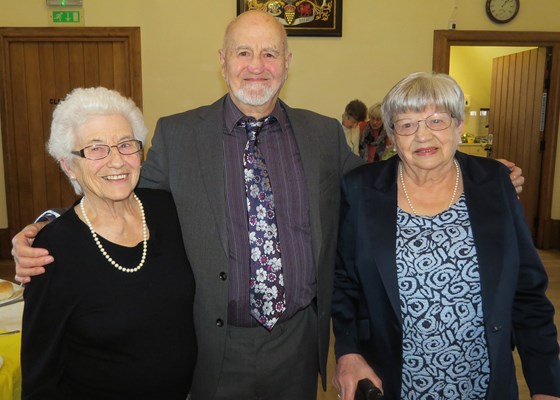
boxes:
[21,87,196,399]
[331,72,560,400]
[359,102,392,162]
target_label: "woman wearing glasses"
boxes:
[331,72,560,400]
[21,87,196,399]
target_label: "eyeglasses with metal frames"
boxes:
[71,139,143,160]
[393,112,455,136]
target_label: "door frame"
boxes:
[433,30,560,249]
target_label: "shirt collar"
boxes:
[223,94,285,135]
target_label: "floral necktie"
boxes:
[239,116,286,331]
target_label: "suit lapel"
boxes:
[194,98,229,255]
[366,158,403,322]
[457,154,506,320]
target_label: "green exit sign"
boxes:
[51,10,81,23]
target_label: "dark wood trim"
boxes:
[433,30,560,249]
[550,220,560,249]
[0,228,12,260]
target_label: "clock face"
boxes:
[486,0,519,23]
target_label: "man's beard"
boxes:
[233,83,276,107]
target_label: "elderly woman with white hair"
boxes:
[21,87,196,399]
[331,72,560,400]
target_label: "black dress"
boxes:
[22,188,197,399]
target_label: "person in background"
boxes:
[359,102,393,162]
[21,87,196,399]
[331,72,560,400]
[10,12,526,400]
[342,99,368,155]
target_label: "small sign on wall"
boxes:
[48,9,84,26]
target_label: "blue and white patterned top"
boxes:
[396,193,490,399]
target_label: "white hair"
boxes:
[48,87,148,194]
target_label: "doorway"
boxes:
[433,30,560,249]
[0,27,142,255]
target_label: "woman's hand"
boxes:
[11,222,52,284]
[333,353,383,400]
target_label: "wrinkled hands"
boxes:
[11,222,52,284]
[498,159,524,194]
[333,353,383,400]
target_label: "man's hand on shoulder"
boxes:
[12,222,52,284]
[497,158,524,195]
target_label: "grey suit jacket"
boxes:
[139,95,362,399]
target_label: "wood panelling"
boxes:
[491,48,546,239]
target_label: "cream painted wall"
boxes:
[0,0,559,228]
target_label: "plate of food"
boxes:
[0,279,24,306]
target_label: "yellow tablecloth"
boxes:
[0,299,24,400]
[0,330,21,400]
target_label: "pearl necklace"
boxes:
[399,159,460,216]
[80,194,148,273]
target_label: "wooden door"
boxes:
[0,27,142,246]
[490,47,547,239]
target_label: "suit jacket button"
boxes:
[492,325,501,332]
[216,319,224,327]
[219,272,227,280]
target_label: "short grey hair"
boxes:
[381,72,465,136]
[48,87,148,194]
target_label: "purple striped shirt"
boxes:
[222,95,315,327]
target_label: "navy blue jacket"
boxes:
[332,151,560,399]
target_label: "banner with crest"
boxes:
[237,0,342,36]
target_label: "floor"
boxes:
[2,250,559,399]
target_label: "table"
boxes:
[458,143,488,157]
[0,300,24,400]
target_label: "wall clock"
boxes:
[486,0,520,24]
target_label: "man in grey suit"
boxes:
[136,10,362,399]
[12,10,525,400]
